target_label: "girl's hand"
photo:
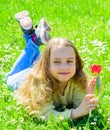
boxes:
[86,76,98,94]
[71,94,99,119]
[86,76,102,95]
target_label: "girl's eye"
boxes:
[67,61,74,63]
[53,61,61,64]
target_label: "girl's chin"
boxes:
[58,79,69,82]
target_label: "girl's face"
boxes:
[49,46,76,83]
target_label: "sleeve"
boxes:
[30,101,73,119]
[30,80,72,119]
[39,104,73,119]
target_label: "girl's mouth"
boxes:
[58,72,70,75]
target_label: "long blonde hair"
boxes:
[16,38,88,114]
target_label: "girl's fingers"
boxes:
[89,106,96,111]
[85,94,94,100]
[87,98,99,110]
[87,76,98,94]
[90,98,99,103]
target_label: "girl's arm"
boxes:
[71,77,100,120]
[31,92,96,120]
[71,94,99,119]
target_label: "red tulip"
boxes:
[90,64,102,74]
[90,64,102,96]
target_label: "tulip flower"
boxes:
[90,64,102,96]
[90,64,102,74]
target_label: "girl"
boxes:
[6,11,99,120]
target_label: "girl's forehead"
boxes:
[50,46,76,58]
[51,45,75,51]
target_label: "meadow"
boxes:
[0,0,110,129]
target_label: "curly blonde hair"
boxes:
[15,38,88,115]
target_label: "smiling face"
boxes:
[49,46,76,83]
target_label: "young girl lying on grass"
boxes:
[6,10,99,120]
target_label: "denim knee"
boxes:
[6,68,31,91]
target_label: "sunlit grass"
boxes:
[0,0,110,129]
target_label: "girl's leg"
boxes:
[6,11,40,90]
[7,37,40,76]
[6,68,31,91]
[6,36,41,91]
[6,11,51,91]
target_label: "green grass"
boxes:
[0,0,110,129]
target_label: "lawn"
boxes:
[0,0,110,129]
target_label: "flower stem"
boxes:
[94,75,100,96]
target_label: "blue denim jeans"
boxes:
[6,34,41,91]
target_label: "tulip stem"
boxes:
[95,75,100,96]
[89,109,91,117]
[86,109,92,127]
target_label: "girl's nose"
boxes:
[60,63,68,70]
